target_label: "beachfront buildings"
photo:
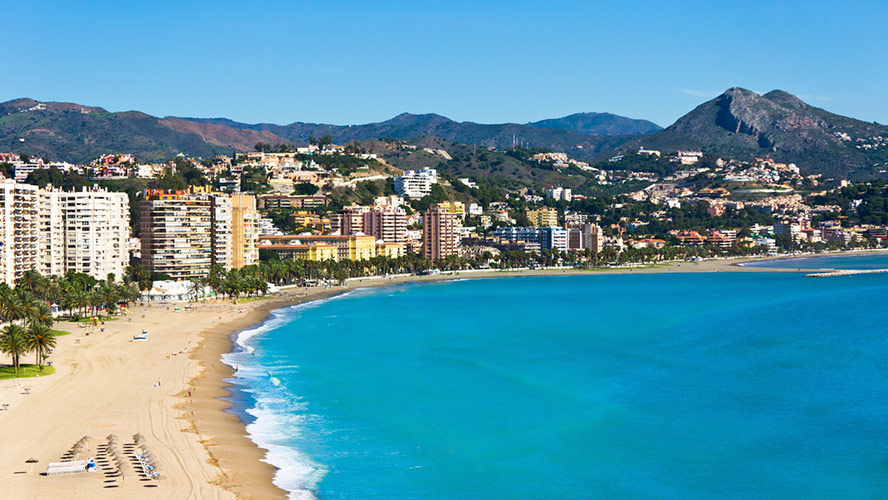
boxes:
[140,190,215,280]
[363,206,407,244]
[231,194,260,269]
[258,234,405,262]
[0,181,131,286]
[583,223,604,253]
[539,227,569,251]
[394,168,437,198]
[38,186,130,280]
[0,180,38,286]
[140,189,259,280]
[332,205,408,245]
[422,206,459,260]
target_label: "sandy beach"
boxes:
[0,253,870,499]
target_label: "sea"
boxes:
[222,255,888,499]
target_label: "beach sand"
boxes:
[0,255,851,498]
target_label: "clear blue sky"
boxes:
[2,0,886,128]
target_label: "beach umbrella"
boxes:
[25,458,38,473]
[117,460,132,483]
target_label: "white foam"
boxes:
[245,401,328,499]
[220,298,344,498]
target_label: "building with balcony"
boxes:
[422,206,459,260]
[394,168,438,198]
[0,180,39,286]
[140,189,236,280]
[38,186,130,280]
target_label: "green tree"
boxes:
[0,324,29,375]
[26,324,56,368]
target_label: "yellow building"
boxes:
[290,211,332,232]
[376,242,406,259]
[527,207,559,228]
[437,200,466,219]
[259,243,338,262]
[258,235,398,262]
[231,194,259,269]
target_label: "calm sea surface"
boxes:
[223,258,888,499]
[742,252,888,270]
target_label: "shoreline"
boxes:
[2,249,885,498]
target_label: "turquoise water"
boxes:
[743,252,888,270]
[225,263,888,499]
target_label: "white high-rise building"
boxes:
[1,181,131,285]
[0,180,39,286]
[38,186,130,280]
[394,168,438,198]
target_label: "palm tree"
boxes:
[0,324,29,375]
[97,282,118,315]
[26,324,56,368]
[14,291,40,327]
[30,302,53,329]
[16,270,46,297]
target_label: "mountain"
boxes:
[526,112,662,135]
[3,93,887,179]
[178,112,641,155]
[0,98,290,163]
[618,88,888,178]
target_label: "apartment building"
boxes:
[0,180,38,286]
[527,207,559,228]
[539,227,569,251]
[583,223,604,253]
[140,190,215,280]
[394,168,437,198]
[363,206,407,244]
[422,206,459,260]
[231,194,259,269]
[38,186,130,280]
[332,206,367,235]
[257,195,329,210]
[436,201,465,220]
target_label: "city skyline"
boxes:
[2,1,887,127]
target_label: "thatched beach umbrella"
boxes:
[25,457,38,473]
[118,460,132,484]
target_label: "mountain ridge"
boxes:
[2,91,887,179]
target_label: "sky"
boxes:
[2,0,887,127]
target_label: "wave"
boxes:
[221,297,344,499]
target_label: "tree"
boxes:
[292,183,319,195]
[0,324,29,375]
[26,324,56,368]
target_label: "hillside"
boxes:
[357,137,639,197]
[0,98,234,162]
[179,113,642,155]
[617,88,888,178]
[527,112,662,135]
